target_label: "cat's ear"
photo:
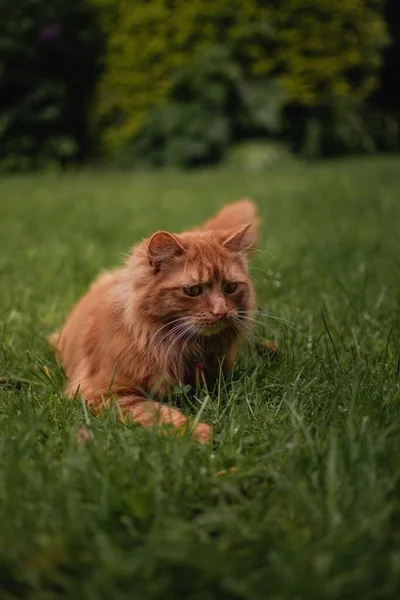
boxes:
[222,223,253,254]
[147,231,185,269]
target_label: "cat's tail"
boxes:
[198,199,260,246]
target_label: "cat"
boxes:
[49,199,259,444]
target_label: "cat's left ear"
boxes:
[147,231,185,269]
[222,223,253,254]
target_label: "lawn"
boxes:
[1,156,400,599]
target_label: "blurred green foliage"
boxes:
[119,46,286,167]
[0,0,395,170]
[92,0,388,155]
[0,0,102,172]
[283,101,400,158]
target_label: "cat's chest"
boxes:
[184,360,207,388]
[183,338,229,387]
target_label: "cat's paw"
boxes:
[255,339,279,360]
[192,422,212,445]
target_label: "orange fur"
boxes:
[198,198,260,247]
[50,200,259,443]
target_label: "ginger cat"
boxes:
[50,200,259,444]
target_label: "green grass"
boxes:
[1,157,400,599]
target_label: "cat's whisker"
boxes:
[248,266,274,282]
[237,313,284,340]
[241,329,257,348]
[254,310,307,335]
[150,316,191,339]
[244,322,281,341]
[233,320,255,345]
[229,252,247,272]
[150,318,193,357]
[246,272,262,286]
[148,319,185,352]
[242,311,316,345]
[253,309,296,325]
[150,323,187,359]
[249,247,278,261]
[164,324,196,376]
[229,251,271,285]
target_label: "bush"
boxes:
[93,0,387,155]
[92,0,271,153]
[121,46,286,167]
[283,101,400,158]
[0,0,103,172]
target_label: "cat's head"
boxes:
[130,224,255,337]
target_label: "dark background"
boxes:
[0,0,399,172]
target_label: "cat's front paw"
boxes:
[192,422,212,445]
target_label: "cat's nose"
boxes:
[210,297,228,319]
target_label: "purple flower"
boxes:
[39,25,60,42]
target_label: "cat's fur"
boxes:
[50,199,259,443]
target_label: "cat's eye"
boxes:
[224,282,237,294]
[183,285,203,297]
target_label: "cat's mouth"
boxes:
[197,320,230,336]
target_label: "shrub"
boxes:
[121,46,286,167]
[283,102,400,158]
[92,0,387,155]
[92,0,271,153]
[0,0,103,172]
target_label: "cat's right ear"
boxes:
[147,231,185,270]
